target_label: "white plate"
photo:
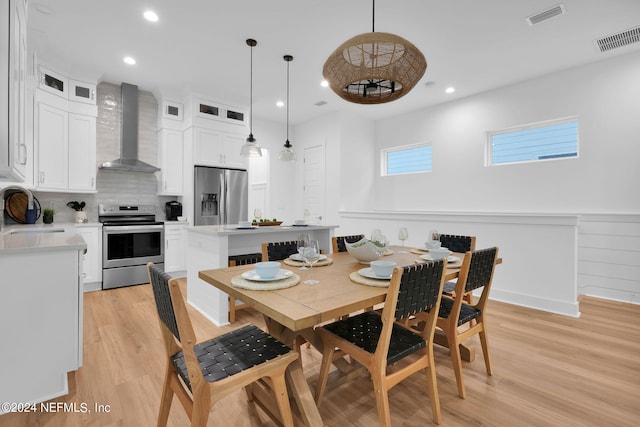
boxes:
[289,253,328,261]
[241,269,293,282]
[420,254,461,263]
[357,267,391,280]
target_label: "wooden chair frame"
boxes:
[315,262,447,426]
[436,247,498,398]
[146,263,299,427]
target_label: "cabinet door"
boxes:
[194,127,222,166]
[77,227,102,285]
[69,79,96,105]
[36,102,68,189]
[68,113,96,191]
[165,225,186,272]
[221,133,245,167]
[158,129,183,195]
[0,0,27,180]
[38,66,68,98]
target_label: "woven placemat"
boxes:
[283,258,333,267]
[349,271,390,288]
[231,273,300,290]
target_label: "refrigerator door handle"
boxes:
[220,171,227,225]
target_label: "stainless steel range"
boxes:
[99,204,164,290]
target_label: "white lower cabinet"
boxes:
[165,222,187,273]
[76,225,102,290]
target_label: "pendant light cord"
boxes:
[372,0,375,32]
[286,59,290,141]
[249,42,253,135]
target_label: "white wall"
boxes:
[373,51,640,213]
[282,50,640,315]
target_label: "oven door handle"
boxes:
[104,224,165,232]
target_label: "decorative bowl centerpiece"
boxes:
[346,238,388,264]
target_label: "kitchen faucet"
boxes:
[0,185,34,231]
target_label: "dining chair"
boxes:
[436,247,498,399]
[146,262,299,427]
[331,234,365,253]
[436,234,477,298]
[227,253,262,322]
[261,241,299,261]
[315,261,447,426]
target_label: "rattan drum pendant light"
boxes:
[279,55,296,162]
[323,0,427,104]
[240,38,262,157]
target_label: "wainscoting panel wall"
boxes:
[577,214,640,304]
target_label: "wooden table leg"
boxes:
[263,316,325,426]
[434,329,476,362]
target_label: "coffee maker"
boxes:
[165,201,182,221]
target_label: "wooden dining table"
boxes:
[198,246,500,426]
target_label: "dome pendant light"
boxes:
[322,0,427,104]
[279,55,296,162]
[240,38,262,157]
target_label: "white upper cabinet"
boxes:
[0,0,28,181]
[35,75,97,193]
[193,127,245,168]
[69,79,96,105]
[38,66,68,98]
[157,128,184,195]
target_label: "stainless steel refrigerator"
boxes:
[194,166,248,226]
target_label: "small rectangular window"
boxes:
[382,144,432,176]
[488,118,578,166]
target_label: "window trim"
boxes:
[381,142,432,176]
[486,117,579,167]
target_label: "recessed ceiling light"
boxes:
[123,56,136,65]
[143,10,159,22]
[276,101,284,108]
[320,80,329,88]
[445,86,456,94]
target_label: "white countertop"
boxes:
[0,224,88,254]
[186,224,338,236]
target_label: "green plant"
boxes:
[43,208,55,216]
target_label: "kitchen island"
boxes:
[0,224,87,413]
[186,224,338,325]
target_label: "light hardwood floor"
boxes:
[3,279,639,426]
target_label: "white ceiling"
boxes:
[27,0,640,125]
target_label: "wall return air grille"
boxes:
[594,26,640,53]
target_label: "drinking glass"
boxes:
[253,208,262,226]
[302,240,320,285]
[398,227,409,253]
[431,229,440,241]
[297,234,311,270]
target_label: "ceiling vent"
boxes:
[594,26,640,53]
[526,4,565,26]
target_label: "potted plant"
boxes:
[43,208,55,224]
[67,201,87,223]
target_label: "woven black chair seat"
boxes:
[322,311,426,365]
[171,324,292,390]
[438,297,481,326]
[266,242,298,261]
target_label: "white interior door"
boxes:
[303,145,325,224]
